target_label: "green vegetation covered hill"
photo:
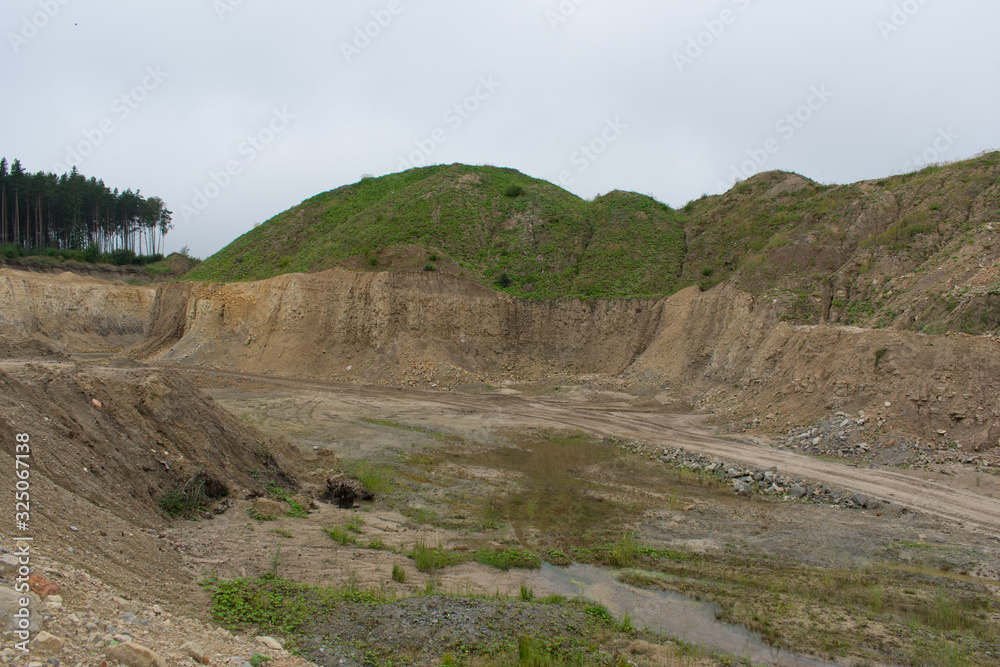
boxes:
[185,164,687,300]
[187,154,1000,334]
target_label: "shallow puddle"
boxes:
[452,434,632,535]
[457,436,839,666]
[530,563,838,667]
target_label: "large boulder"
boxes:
[0,585,43,633]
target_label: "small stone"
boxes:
[113,597,137,614]
[33,631,64,653]
[216,627,233,640]
[790,486,807,499]
[119,612,139,624]
[180,641,207,664]
[104,642,168,667]
[28,574,62,599]
[255,636,283,650]
[851,493,869,508]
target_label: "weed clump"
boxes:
[607,533,639,568]
[159,473,228,518]
[324,525,358,546]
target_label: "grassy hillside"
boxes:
[686,152,1000,333]
[188,154,1000,333]
[186,164,687,300]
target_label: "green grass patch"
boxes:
[408,541,466,573]
[474,547,542,571]
[344,459,394,495]
[265,482,309,518]
[324,525,358,546]
[345,514,363,533]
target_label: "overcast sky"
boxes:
[3,0,998,258]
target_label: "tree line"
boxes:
[0,157,173,255]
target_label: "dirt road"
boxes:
[176,367,1000,536]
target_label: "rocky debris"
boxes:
[773,412,1000,473]
[297,595,621,666]
[213,499,235,515]
[0,558,317,667]
[320,475,375,508]
[615,439,888,511]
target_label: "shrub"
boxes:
[504,184,525,198]
[391,563,407,583]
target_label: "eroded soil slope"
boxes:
[0,268,155,351]
[0,334,296,607]
[3,265,999,451]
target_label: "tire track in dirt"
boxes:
[176,367,1000,536]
